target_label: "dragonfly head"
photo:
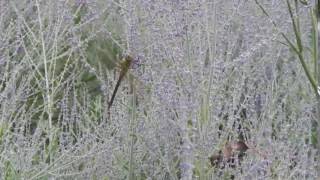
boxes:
[122,54,142,69]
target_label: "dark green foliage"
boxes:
[86,38,122,71]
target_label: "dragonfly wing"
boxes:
[86,38,122,70]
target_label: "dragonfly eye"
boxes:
[121,54,143,69]
[125,55,139,69]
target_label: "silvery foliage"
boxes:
[0,0,318,179]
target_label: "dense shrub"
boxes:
[0,0,318,179]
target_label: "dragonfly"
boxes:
[107,55,133,111]
[85,37,146,114]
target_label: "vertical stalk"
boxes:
[315,0,320,154]
[128,76,137,180]
[313,0,320,173]
[36,0,53,164]
[316,0,320,81]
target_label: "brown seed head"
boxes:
[222,144,233,160]
[231,141,249,153]
[209,141,249,168]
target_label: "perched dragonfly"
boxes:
[107,55,133,111]
[85,38,145,113]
